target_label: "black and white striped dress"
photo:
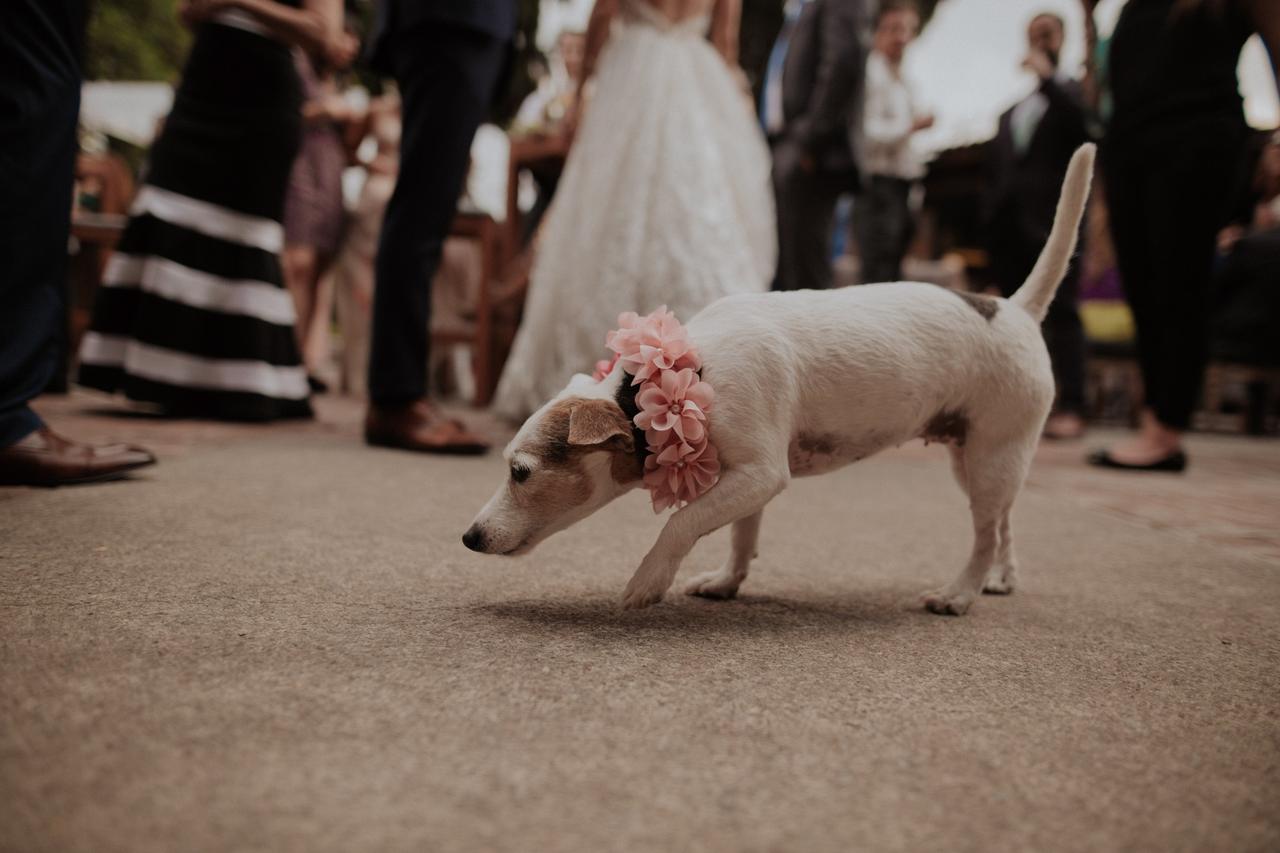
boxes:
[78,8,312,420]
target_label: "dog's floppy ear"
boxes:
[567,398,632,448]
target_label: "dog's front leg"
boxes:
[683,509,762,600]
[621,467,786,610]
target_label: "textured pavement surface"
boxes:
[2,393,1278,852]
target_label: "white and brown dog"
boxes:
[464,144,1096,614]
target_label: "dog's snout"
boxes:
[462,524,486,552]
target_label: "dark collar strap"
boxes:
[614,372,649,465]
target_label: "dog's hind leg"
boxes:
[983,507,1018,594]
[683,509,764,600]
[621,466,787,610]
[948,445,969,496]
[922,435,1034,615]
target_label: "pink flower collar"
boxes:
[593,307,720,513]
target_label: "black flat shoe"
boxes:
[1086,448,1187,473]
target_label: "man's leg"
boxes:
[0,0,154,485]
[772,142,836,291]
[0,2,82,448]
[855,176,890,283]
[368,23,508,406]
[858,176,912,284]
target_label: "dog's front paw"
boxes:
[620,576,667,610]
[921,588,975,616]
[683,569,741,600]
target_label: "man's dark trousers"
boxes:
[855,174,913,284]
[368,21,510,406]
[772,142,845,292]
[0,0,85,447]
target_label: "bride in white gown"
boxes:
[491,0,776,420]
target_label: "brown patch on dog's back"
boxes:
[948,289,1000,321]
[921,409,969,446]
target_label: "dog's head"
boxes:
[463,375,642,555]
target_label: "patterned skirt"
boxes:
[78,20,311,420]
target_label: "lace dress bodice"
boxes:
[620,0,713,34]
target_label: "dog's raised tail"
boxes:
[1010,143,1097,323]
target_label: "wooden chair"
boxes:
[57,212,127,392]
[465,133,571,403]
[1197,362,1280,435]
[430,210,501,405]
[426,132,570,406]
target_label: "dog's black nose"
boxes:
[462,525,485,552]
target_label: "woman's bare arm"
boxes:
[709,0,740,66]
[182,0,347,62]
[581,0,619,86]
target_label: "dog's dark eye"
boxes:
[510,465,531,484]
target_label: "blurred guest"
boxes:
[361,0,516,454]
[513,31,586,133]
[0,0,156,486]
[1090,0,1279,472]
[768,0,868,292]
[75,135,136,218]
[332,91,401,395]
[1212,130,1280,369]
[984,12,1091,440]
[77,0,354,421]
[1217,130,1280,253]
[491,0,776,419]
[511,30,587,242]
[74,138,138,291]
[855,0,932,284]
[330,96,495,400]
[283,49,358,394]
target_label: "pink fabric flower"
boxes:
[643,438,721,513]
[633,367,714,445]
[595,306,720,512]
[605,305,701,385]
[592,353,619,382]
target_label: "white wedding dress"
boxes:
[491,0,776,419]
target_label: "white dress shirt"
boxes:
[1009,71,1072,155]
[862,51,924,180]
[761,0,810,135]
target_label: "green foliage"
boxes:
[85,0,191,81]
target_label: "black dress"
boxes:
[78,5,312,420]
[1101,0,1252,430]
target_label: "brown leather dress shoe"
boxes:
[0,426,157,487]
[364,400,490,455]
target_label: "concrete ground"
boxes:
[3,393,1279,853]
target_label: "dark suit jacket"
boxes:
[984,77,1090,249]
[366,0,517,71]
[780,0,868,185]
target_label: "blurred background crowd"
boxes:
[2,0,1278,485]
